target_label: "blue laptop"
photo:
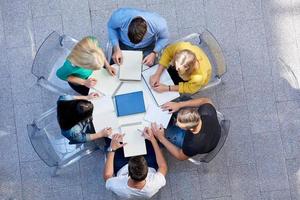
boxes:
[115,91,146,117]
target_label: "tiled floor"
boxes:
[0,0,300,199]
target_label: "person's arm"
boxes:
[161,97,213,113]
[143,127,168,176]
[67,76,97,88]
[153,20,169,53]
[89,127,112,141]
[107,9,123,48]
[150,64,165,87]
[151,123,189,161]
[103,134,126,181]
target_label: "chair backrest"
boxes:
[27,106,97,167]
[278,58,299,89]
[200,119,230,163]
[32,31,78,94]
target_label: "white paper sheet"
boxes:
[119,50,143,81]
[144,104,172,128]
[142,64,180,106]
[91,96,119,133]
[90,65,122,96]
[121,123,147,157]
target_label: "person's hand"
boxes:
[151,123,165,141]
[84,78,97,88]
[150,74,160,87]
[110,134,126,151]
[152,83,168,93]
[142,127,156,142]
[161,102,181,113]
[87,92,100,100]
[143,52,156,66]
[101,127,112,137]
[112,48,123,65]
[106,66,117,76]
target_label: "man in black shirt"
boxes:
[151,98,221,160]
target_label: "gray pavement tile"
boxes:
[151,176,173,200]
[6,46,34,75]
[219,106,250,132]
[169,170,202,200]
[118,0,147,9]
[285,158,300,200]
[0,133,19,167]
[2,9,34,48]
[33,15,63,48]
[204,0,238,53]
[81,180,114,200]
[175,0,205,30]
[0,164,22,200]
[15,103,43,162]
[88,0,118,10]
[204,197,232,200]
[293,14,300,44]
[224,128,256,167]
[0,49,10,79]
[261,189,292,200]
[30,0,62,18]
[232,0,262,21]
[253,131,290,192]
[277,100,300,159]
[216,51,246,108]
[0,97,16,135]
[0,77,12,98]
[60,0,89,14]
[20,160,53,200]
[228,164,261,200]
[51,163,81,189]
[199,162,231,199]
[50,185,83,200]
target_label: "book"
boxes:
[144,104,172,128]
[119,50,143,81]
[115,91,146,117]
[89,65,122,96]
[121,123,147,157]
[91,96,119,133]
[142,64,180,106]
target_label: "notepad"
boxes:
[119,50,143,81]
[90,65,122,96]
[121,123,146,157]
[91,96,119,133]
[115,91,146,117]
[144,104,172,128]
[142,64,180,106]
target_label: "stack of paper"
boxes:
[91,96,119,133]
[119,50,143,81]
[142,64,180,106]
[144,104,172,128]
[90,65,122,96]
[121,123,147,157]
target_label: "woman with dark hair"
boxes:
[57,93,112,144]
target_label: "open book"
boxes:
[90,65,122,96]
[121,123,147,157]
[91,96,119,133]
[144,104,172,128]
[142,64,180,106]
[119,50,143,81]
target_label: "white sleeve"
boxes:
[105,178,115,191]
[150,172,166,189]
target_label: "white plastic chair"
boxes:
[27,106,99,176]
[188,111,230,164]
[31,31,79,95]
[175,29,227,92]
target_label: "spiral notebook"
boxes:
[119,50,143,81]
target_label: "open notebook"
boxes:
[142,64,180,106]
[144,104,172,128]
[119,50,143,81]
[121,123,147,157]
[90,65,122,96]
[91,96,119,133]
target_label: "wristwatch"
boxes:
[107,146,116,153]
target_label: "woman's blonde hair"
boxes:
[68,36,105,70]
[176,107,201,130]
[173,49,198,80]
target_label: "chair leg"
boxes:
[52,166,59,177]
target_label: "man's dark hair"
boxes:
[128,17,147,44]
[128,156,148,182]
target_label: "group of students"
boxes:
[55,8,221,199]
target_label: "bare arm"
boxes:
[67,76,86,85]
[158,136,189,161]
[150,64,166,87]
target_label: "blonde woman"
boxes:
[150,41,212,94]
[56,36,116,95]
[151,97,221,160]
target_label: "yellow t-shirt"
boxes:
[159,42,212,94]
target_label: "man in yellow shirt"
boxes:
[150,42,212,94]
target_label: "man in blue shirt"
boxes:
[107,8,169,66]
